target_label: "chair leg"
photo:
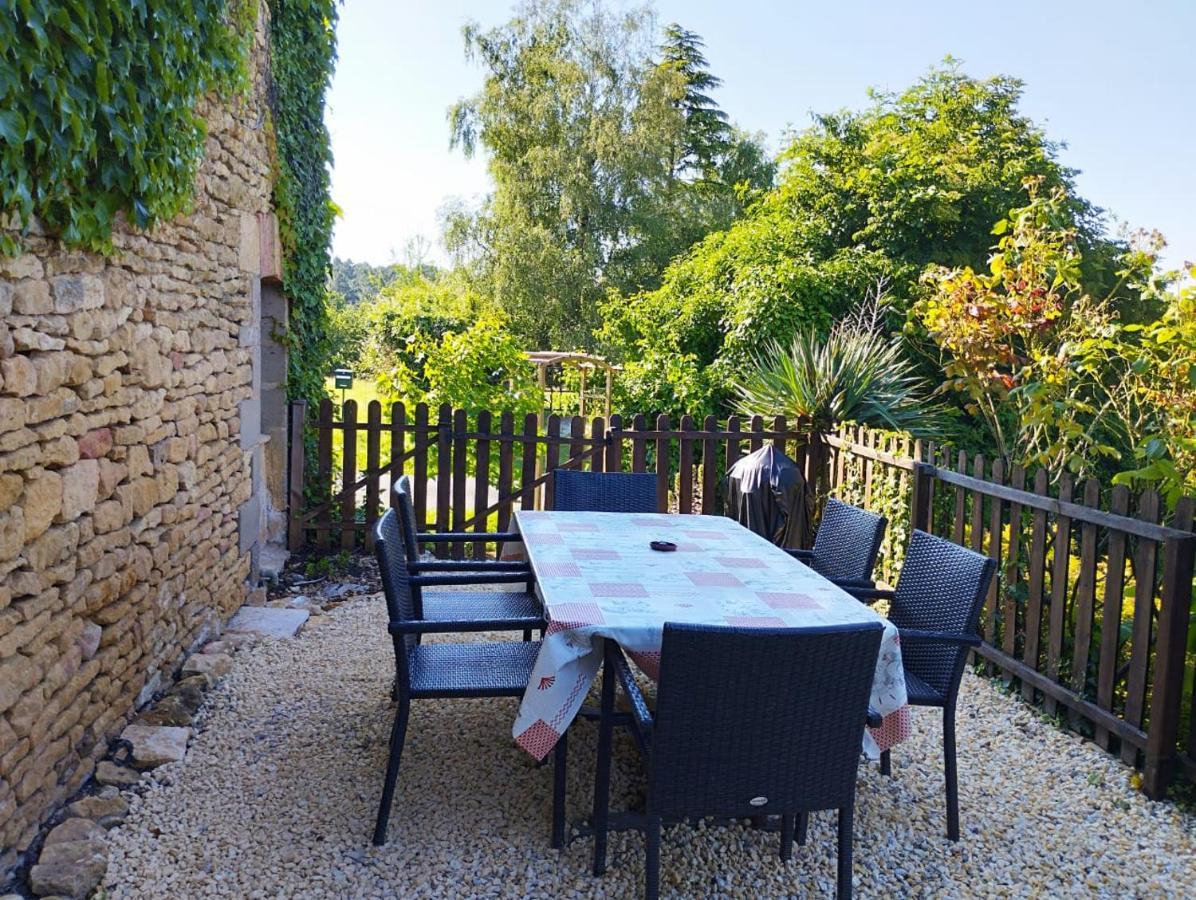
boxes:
[780,814,794,861]
[837,805,854,899]
[880,749,891,777]
[644,816,661,900]
[552,730,568,849]
[796,811,808,846]
[592,654,616,876]
[944,704,960,841]
[372,696,410,846]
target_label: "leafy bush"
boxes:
[918,183,1195,502]
[372,312,540,419]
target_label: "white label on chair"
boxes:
[749,796,768,807]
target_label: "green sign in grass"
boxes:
[333,368,354,390]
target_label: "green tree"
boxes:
[330,258,405,305]
[658,23,729,180]
[601,61,1121,419]
[372,312,540,419]
[445,1,769,349]
[624,26,775,291]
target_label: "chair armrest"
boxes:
[830,577,876,590]
[416,532,521,544]
[843,586,894,604]
[784,548,814,560]
[866,707,882,728]
[389,616,544,635]
[899,629,982,647]
[411,560,530,573]
[604,643,653,752]
[410,572,533,587]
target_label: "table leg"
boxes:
[591,640,615,876]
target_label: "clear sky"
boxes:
[326,0,1195,270]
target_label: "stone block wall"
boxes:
[0,7,277,872]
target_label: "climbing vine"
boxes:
[265,0,338,490]
[0,1,254,254]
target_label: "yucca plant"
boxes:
[734,324,943,509]
[735,327,941,435]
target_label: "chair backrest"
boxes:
[390,477,427,617]
[809,498,887,583]
[551,469,657,513]
[374,510,416,689]
[888,530,997,698]
[392,475,421,563]
[648,622,883,820]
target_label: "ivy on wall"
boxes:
[0,1,253,254]
[265,0,338,494]
[3,0,340,494]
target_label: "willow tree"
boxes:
[445,1,770,349]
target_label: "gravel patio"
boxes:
[101,589,1196,898]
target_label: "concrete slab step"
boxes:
[227,606,309,639]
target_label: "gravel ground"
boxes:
[104,591,1196,898]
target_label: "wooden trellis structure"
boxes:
[525,351,619,418]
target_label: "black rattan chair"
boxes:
[392,477,544,636]
[551,469,657,513]
[845,530,996,841]
[372,510,566,847]
[786,498,887,589]
[591,622,883,899]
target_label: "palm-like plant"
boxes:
[735,327,941,436]
[735,324,943,521]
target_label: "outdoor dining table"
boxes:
[511,510,911,760]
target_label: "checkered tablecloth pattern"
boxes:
[512,511,910,759]
[509,511,908,760]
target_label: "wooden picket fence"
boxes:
[288,401,1196,798]
[825,427,1196,800]
[287,399,813,556]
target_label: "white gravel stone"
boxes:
[102,590,1196,898]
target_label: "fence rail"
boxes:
[289,401,1196,800]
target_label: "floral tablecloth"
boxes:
[512,511,910,760]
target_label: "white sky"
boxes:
[326,0,1196,271]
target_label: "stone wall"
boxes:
[0,6,279,873]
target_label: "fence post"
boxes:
[287,400,307,552]
[909,460,934,534]
[340,400,358,551]
[1142,498,1196,798]
[655,414,671,512]
[316,399,333,551]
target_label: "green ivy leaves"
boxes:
[0,0,252,254]
[264,0,338,498]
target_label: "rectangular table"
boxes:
[511,510,910,759]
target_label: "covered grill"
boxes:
[722,444,812,548]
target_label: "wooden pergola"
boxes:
[525,351,620,418]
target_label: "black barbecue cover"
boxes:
[722,445,811,548]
